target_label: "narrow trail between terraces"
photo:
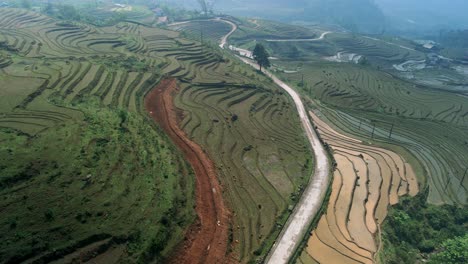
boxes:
[145,79,231,264]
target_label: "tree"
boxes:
[429,234,468,264]
[197,0,215,16]
[253,43,270,71]
[42,2,54,15]
[20,0,31,9]
[58,5,80,21]
[197,0,208,16]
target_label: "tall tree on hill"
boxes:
[253,43,270,71]
[197,0,216,16]
[20,0,31,9]
[197,0,208,16]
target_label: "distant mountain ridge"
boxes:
[211,0,386,33]
[166,0,467,34]
[375,0,468,35]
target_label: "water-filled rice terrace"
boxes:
[298,111,419,264]
[0,8,312,263]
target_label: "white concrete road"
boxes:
[265,31,331,42]
[238,57,331,264]
[218,19,237,48]
[167,18,238,49]
[217,19,331,264]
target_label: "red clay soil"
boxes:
[145,78,231,264]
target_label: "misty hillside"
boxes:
[376,0,468,35]
[167,0,468,35]
[213,0,386,33]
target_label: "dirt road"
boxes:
[145,79,231,264]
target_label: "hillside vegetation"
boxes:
[0,101,194,263]
[0,7,312,263]
[0,7,198,262]
[382,191,467,263]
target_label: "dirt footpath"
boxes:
[145,78,231,264]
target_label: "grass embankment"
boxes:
[0,100,194,263]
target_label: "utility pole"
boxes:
[388,121,394,139]
[371,123,376,139]
[444,176,452,192]
[459,168,468,192]
[200,27,204,55]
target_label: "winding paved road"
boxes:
[168,18,237,49]
[218,19,332,264]
[239,57,330,264]
[265,31,331,42]
[218,19,237,48]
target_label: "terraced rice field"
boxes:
[319,107,467,205]
[0,8,201,263]
[0,9,312,263]
[173,72,312,262]
[297,111,419,264]
[296,64,468,126]
[169,20,233,44]
[278,62,468,205]
[259,34,424,73]
[326,33,425,66]
[230,19,318,44]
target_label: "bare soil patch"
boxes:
[145,78,231,264]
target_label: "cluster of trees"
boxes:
[439,30,468,48]
[42,2,81,21]
[41,2,128,26]
[90,55,152,72]
[382,190,467,263]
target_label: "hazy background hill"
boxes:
[376,0,468,36]
[164,0,468,35]
[206,0,387,33]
